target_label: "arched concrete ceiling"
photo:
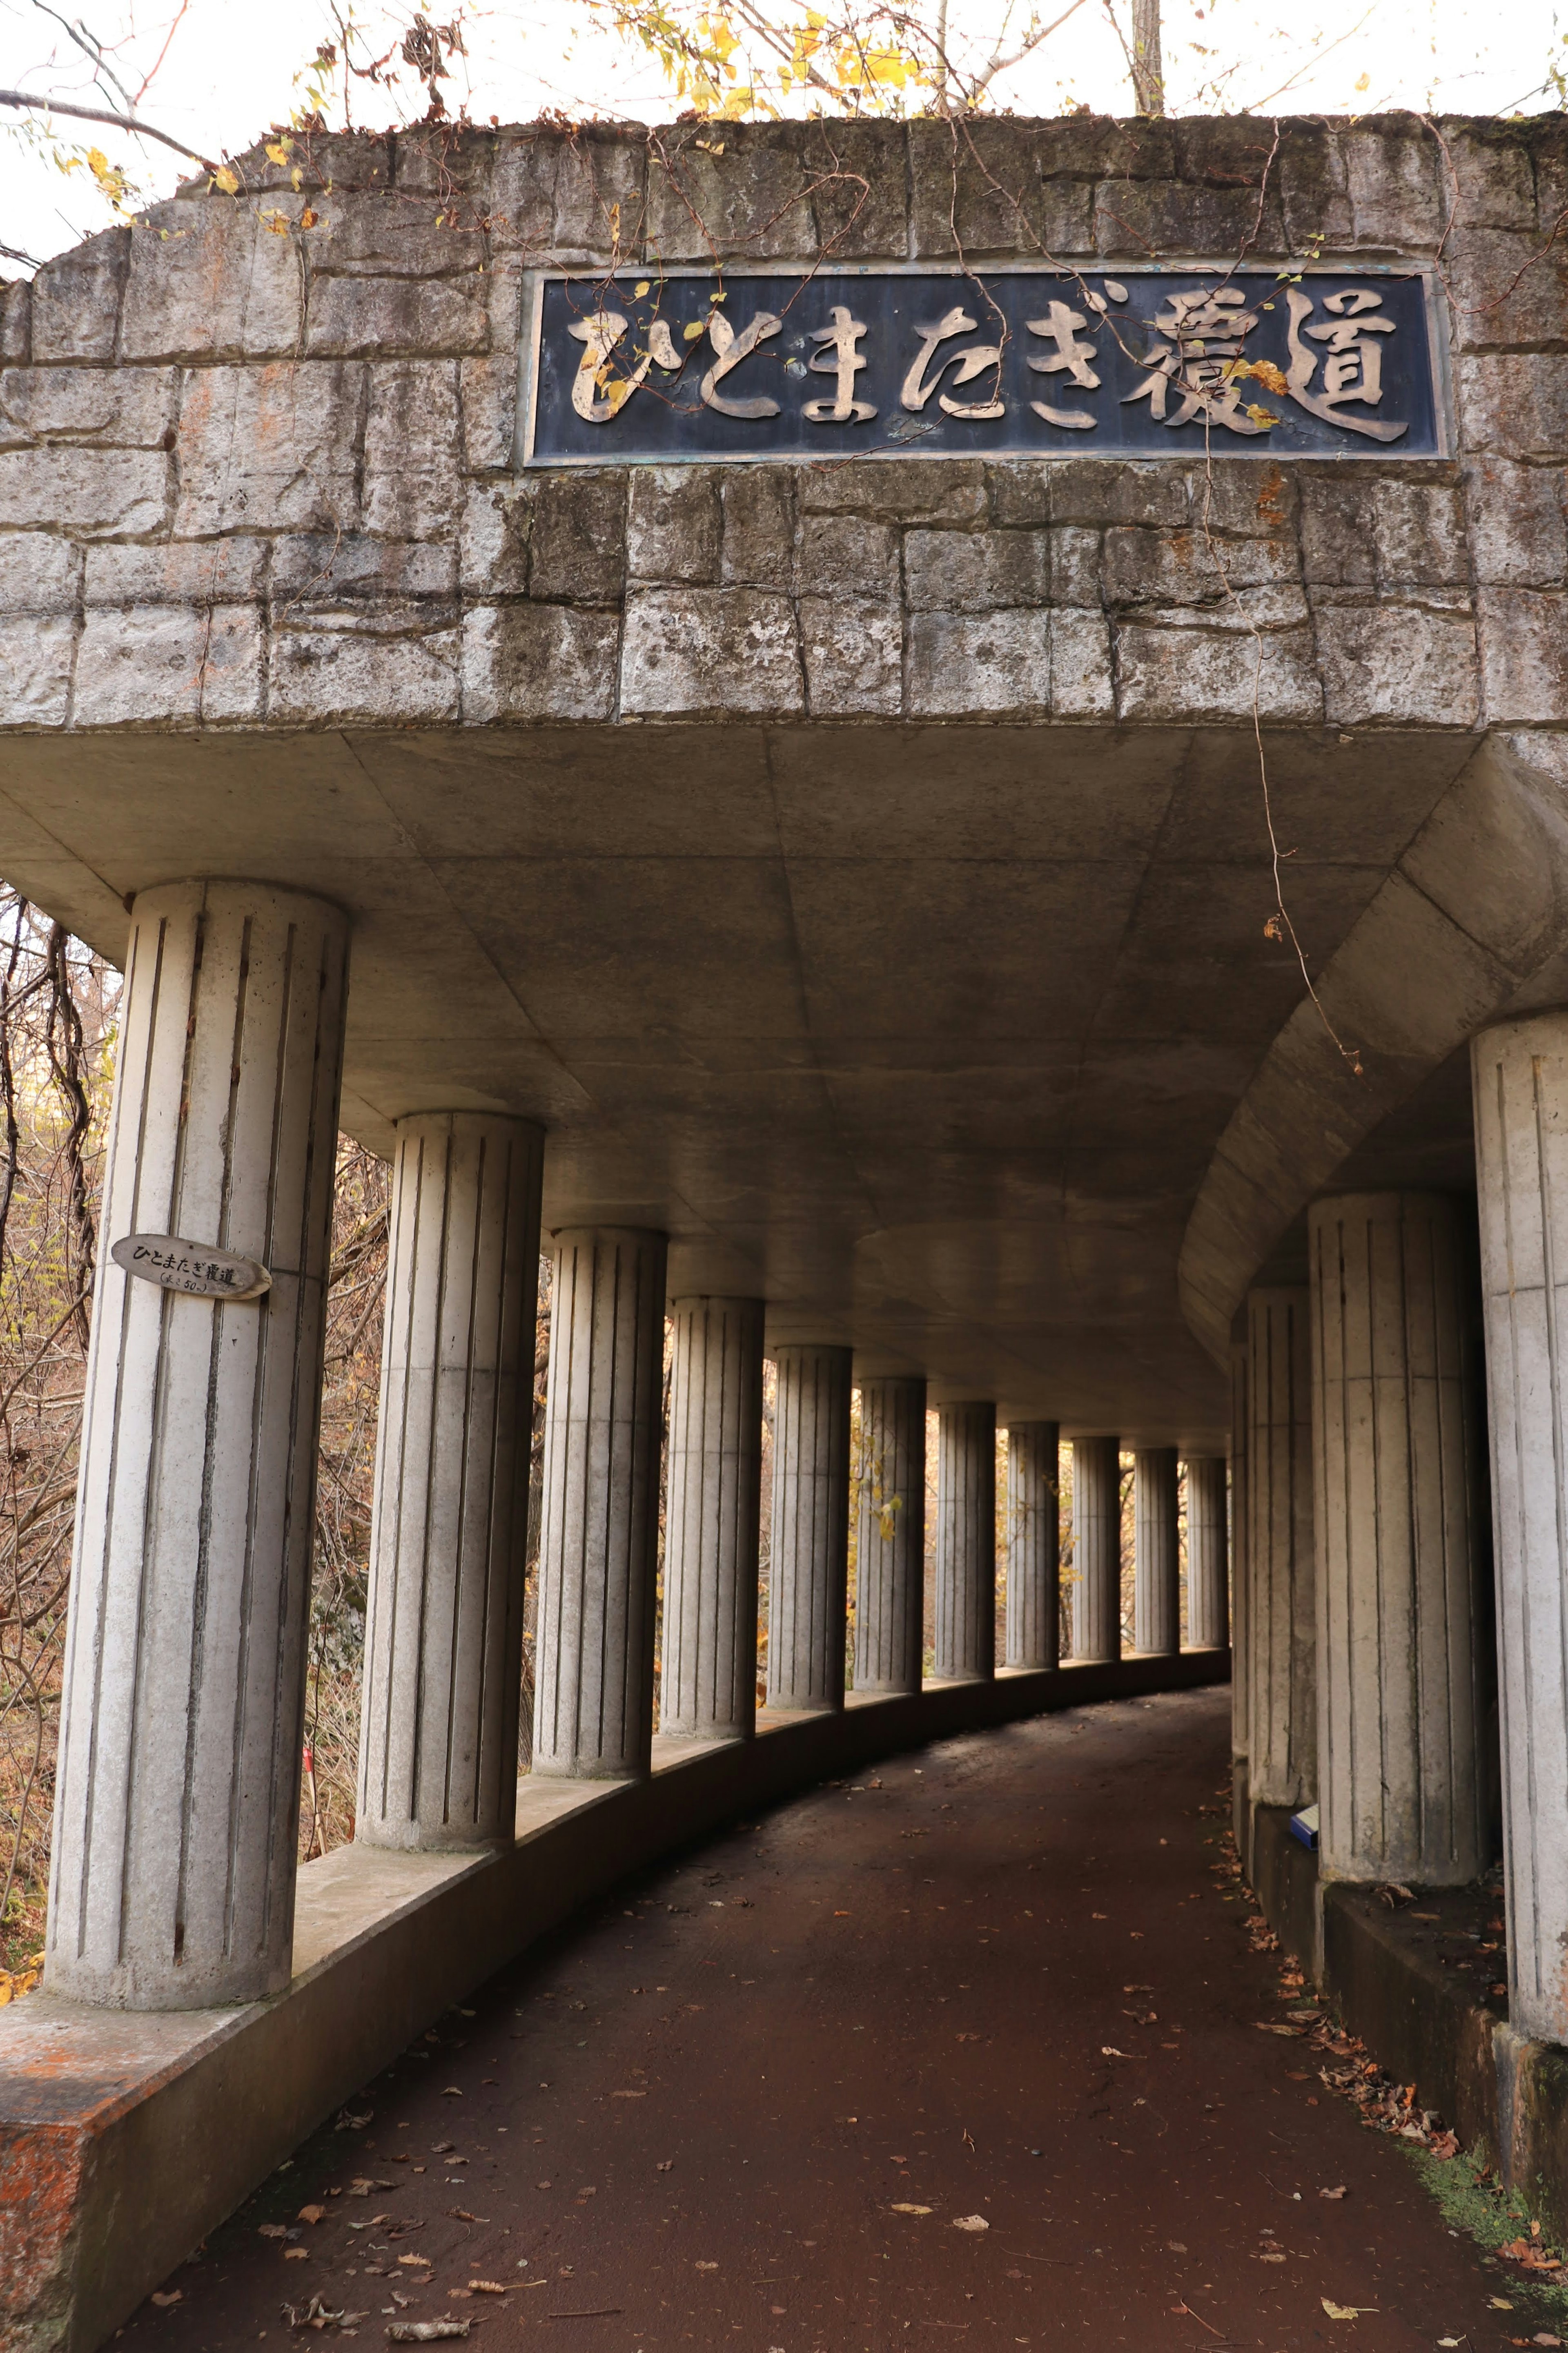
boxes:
[0,716,1484,1445]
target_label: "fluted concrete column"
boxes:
[357,1115,543,1851]
[1472,1014,1568,2037]
[934,1402,996,1681]
[854,1377,926,1695]
[1309,1191,1487,1887]
[533,1229,666,1779]
[1230,1334,1250,1762]
[661,1298,764,1741]
[1185,1456,1229,1649]
[1134,1447,1180,1656]
[46,881,347,2010]
[1071,1436,1121,1663]
[1247,1288,1316,1809]
[767,1345,852,1711]
[1005,1421,1060,1669]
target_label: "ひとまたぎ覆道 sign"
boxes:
[111,1234,272,1301]
[521,266,1446,468]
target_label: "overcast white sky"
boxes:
[1,0,1562,276]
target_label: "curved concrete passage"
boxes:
[122,1691,1510,2353]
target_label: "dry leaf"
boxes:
[284,2249,310,2262]
[1256,2023,1300,2036]
[260,2224,290,2239]
[953,2216,989,2233]
[468,2284,508,2295]
[151,2291,183,2308]
[349,2181,394,2197]
[299,2206,327,2225]
[337,2110,374,2132]
[385,2326,468,2343]
[397,2255,432,2270]
[1319,2186,1348,2201]
[1322,2301,1374,2320]
[891,2204,932,2216]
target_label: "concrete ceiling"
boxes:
[0,720,1481,1447]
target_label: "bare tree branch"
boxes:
[28,2,139,114]
[0,86,217,173]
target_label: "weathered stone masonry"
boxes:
[1,113,1566,739]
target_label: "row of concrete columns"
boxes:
[1232,1102,1568,2042]
[42,881,1229,2015]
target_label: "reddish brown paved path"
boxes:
[129,1688,1527,2353]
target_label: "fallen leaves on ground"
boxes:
[891,2204,932,2216]
[953,2216,989,2233]
[349,2181,394,2197]
[385,2324,468,2342]
[1322,2300,1376,2320]
[299,2206,327,2226]
[1319,2186,1348,2201]
[467,2283,507,2295]
[151,2292,182,2308]
[283,2298,368,2333]
[1498,2237,1564,2273]
[336,2110,373,2132]
[0,1954,44,2003]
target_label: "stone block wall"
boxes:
[0,114,1564,733]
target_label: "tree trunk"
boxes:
[1131,0,1164,114]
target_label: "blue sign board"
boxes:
[521,266,1446,467]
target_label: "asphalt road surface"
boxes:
[126,1686,1535,2353]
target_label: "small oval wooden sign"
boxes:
[111,1233,272,1302]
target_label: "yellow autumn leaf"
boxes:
[683,319,706,341]
[1354,71,1370,90]
[635,279,650,297]
[1245,403,1278,428]
[265,141,293,166]
[212,164,240,195]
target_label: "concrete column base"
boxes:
[1,1653,1226,2353]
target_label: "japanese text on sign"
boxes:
[523,267,1443,466]
[111,1233,272,1302]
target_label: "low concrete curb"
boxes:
[1249,1798,1568,2246]
[1,1652,1226,2353]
